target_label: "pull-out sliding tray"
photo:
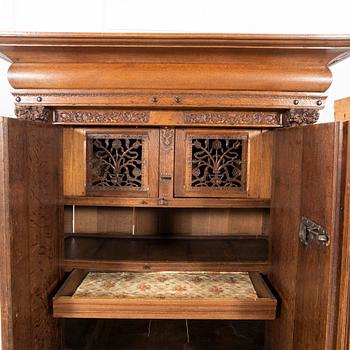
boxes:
[53,270,276,320]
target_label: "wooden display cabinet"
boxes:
[1,33,350,350]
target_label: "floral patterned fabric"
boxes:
[73,271,258,300]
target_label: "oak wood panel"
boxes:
[336,122,350,350]
[73,207,133,234]
[0,117,63,350]
[134,208,265,236]
[292,123,345,350]
[63,127,85,196]
[8,62,332,92]
[66,207,266,236]
[267,127,304,350]
[53,270,276,320]
[63,236,268,273]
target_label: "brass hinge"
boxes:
[299,216,330,247]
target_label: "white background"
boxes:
[0,0,350,347]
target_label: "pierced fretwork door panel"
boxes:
[86,129,159,197]
[174,128,272,199]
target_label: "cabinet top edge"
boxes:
[0,32,350,48]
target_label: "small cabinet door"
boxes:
[268,121,350,350]
[174,128,272,199]
[0,117,63,350]
[85,128,159,197]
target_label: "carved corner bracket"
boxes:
[15,106,51,122]
[283,109,320,127]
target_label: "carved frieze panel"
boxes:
[15,106,51,122]
[55,110,150,124]
[184,111,282,126]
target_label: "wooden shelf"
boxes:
[64,236,268,273]
[64,196,271,208]
[53,270,276,320]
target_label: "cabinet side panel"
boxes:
[267,128,303,350]
[0,118,13,350]
[1,118,63,350]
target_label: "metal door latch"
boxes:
[299,216,330,247]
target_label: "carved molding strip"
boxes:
[183,111,281,126]
[14,91,326,110]
[15,106,50,122]
[160,128,175,150]
[283,109,320,126]
[55,110,150,123]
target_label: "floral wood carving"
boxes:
[184,111,281,126]
[15,106,50,122]
[55,110,150,123]
[190,137,246,190]
[160,128,174,150]
[283,109,320,127]
[87,134,145,193]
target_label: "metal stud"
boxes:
[152,96,158,103]
[293,99,299,105]
[15,96,21,102]
[37,96,43,102]
[316,100,322,106]
[175,97,182,103]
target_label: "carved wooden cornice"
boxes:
[0,33,349,110]
[283,109,320,127]
[15,106,51,122]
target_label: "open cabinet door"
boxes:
[268,122,349,350]
[0,117,63,350]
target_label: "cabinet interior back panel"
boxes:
[64,206,268,236]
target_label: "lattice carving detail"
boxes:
[87,135,145,192]
[190,138,245,189]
